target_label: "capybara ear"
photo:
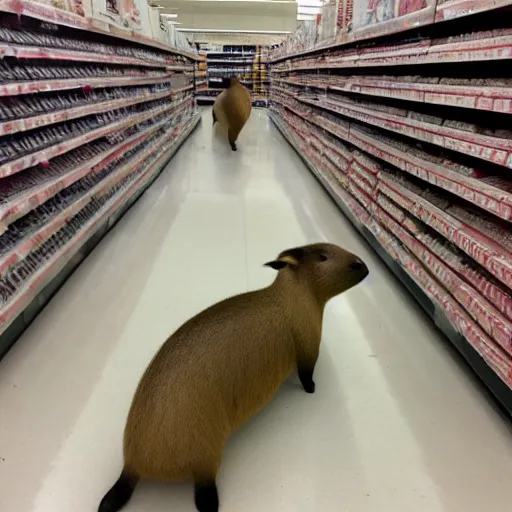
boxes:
[264,259,289,270]
[264,248,304,270]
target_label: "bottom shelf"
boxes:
[0,114,201,360]
[269,111,512,418]
[196,96,268,108]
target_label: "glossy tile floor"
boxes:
[1,110,512,512]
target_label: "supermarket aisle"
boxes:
[0,109,511,512]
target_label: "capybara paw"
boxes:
[303,380,315,394]
[195,482,219,512]
[298,368,315,394]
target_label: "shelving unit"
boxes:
[269,2,512,415]
[196,46,269,107]
[0,6,201,358]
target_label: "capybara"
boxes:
[99,243,369,512]
[212,77,251,151]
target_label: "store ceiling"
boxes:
[156,0,298,33]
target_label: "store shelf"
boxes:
[435,0,512,22]
[205,51,256,56]
[0,114,200,349]
[269,110,512,416]
[271,2,512,64]
[0,0,201,61]
[0,105,191,234]
[0,42,179,68]
[0,87,177,136]
[207,59,257,64]
[378,174,512,289]
[271,31,512,72]
[277,76,512,115]
[0,7,200,354]
[197,95,267,107]
[297,95,512,167]
[0,73,178,97]
[274,92,512,285]
[348,126,512,221]
[0,99,186,179]
[275,90,512,221]
[270,0,512,407]
[197,45,269,106]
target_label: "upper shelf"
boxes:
[0,73,177,97]
[270,0,512,64]
[272,31,512,71]
[0,0,202,62]
[0,42,183,68]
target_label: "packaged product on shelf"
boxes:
[377,192,405,223]
[349,164,375,196]
[351,0,437,35]
[448,204,512,259]
[148,5,167,42]
[347,122,512,221]
[127,0,152,37]
[31,0,92,17]
[374,208,512,386]
[377,205,512,354]
[318,1,337,44]
[351,151,381,185]
[92,0,130,29]
[337,0,354,38]
[347,175,374,211]
[379,172,512,289]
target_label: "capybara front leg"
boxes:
[194,480,219,512]
[228,129,237,151]
[298,366,316,394]
[193,451,222,512]
[297,348,319,394]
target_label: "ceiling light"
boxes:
[176,28,292,34]
[297,0,323,6]
[161,13,178,18]
[297,14,317,21]
[297,6,321,14]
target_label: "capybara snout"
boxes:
[348,256,369,284]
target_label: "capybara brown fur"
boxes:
[98,243,369,512]
[212,77,251,151]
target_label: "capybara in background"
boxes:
[212,77,251,151]
[98,243,369,512]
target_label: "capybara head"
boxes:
[265,243,369,301]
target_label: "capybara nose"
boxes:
[350,259,369,278]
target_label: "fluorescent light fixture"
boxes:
[176,28,292,34]
[161,13,178,18]
[297,6,321,14]
[297,0,323,6]
[297,14,316,20]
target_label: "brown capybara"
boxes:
[98,243,369,512]
[212,77,251,151]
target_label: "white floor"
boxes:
[1,110,512,512]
